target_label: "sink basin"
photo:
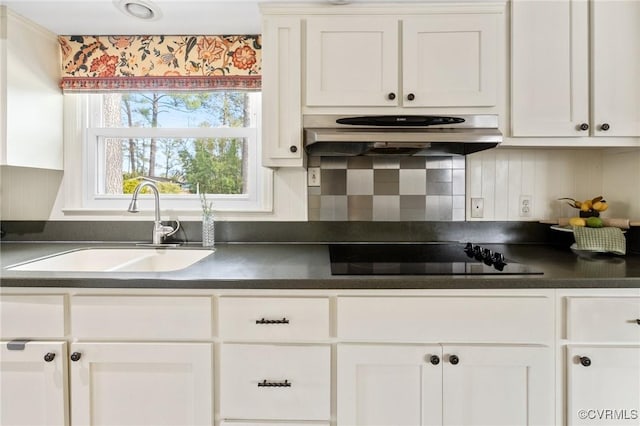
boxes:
[6,248,214,272]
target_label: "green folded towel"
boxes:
[573,226,626,255]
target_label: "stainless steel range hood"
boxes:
[304,114,502,156]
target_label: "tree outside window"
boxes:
[101,91,255,196]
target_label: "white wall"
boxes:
[602,149,640,220]
[467,147,640,222]
[5,146,639,223]
[0,166,63,220]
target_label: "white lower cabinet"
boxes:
[442,345,553,426]
[338,343,553,426]
[564,294,640,426]
[69,342,212,426]
[567,346,640,426]
[337,344,442,426]
[0,341,68,426]
[220,344,331,421]
[6,288,640,426]
[221,423,329,426]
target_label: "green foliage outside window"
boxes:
[113,91,252,195]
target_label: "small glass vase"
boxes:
[202,213,215,248]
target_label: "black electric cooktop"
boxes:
[329,243,543,276]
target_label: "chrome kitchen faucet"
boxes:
[128,179,180,246]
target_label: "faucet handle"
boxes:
[162,220,180,238]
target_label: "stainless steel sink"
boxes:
[6,248,214,272]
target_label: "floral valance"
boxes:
[59,35,261,92]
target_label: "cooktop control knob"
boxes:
[462,243,510,271]
[481,248,493,265]
[492,252,506,270]
[464,242,474,257]
[473,245,483,261]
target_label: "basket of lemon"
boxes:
[558,196,609,228]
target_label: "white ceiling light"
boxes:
[114,0,162,21]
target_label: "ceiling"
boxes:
[0,0,432,35]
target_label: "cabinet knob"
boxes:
[636,319,640,325]
[449,354,459,365]
[600,123,610,131]
[430,355,440,365]
[407,93,416,101]
[579,356,591,367]
[70,352,82,362]
[387,92,396,100]
[289,145,298,153]
[579,123,589,131]
[44,352,56,362]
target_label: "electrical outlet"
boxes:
[471,198,484,218]
[308,167,321,187]
[519,195,532,217]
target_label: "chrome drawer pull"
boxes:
[257,379,291,388]
[256,317,290,325]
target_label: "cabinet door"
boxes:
[0,341,68,426]
[306,17,399,107]
[403,14,499,108]
[567,346,640,426]
[337,344,442,426]
[262,16,303,167]
[69,342,212,426]
[442,345,554,426]
[511,0,589,136]
[591,0,640,137]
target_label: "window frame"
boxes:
[64,92,273,215]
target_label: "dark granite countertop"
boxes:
[1,242,640,289]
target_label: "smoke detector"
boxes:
[114,0,162,21]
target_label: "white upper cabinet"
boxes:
[261,15,303,167]
[511,0,589,137]
[591,0,640,137]
[511,0,640,138]
[306,17,399,107]
[0,6,63,169]
[402,14,498,108]
[305,7,502,109]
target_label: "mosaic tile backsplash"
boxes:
[308,156,465,221]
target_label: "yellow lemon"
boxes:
[569,217,586,227]
[592,201,608,212]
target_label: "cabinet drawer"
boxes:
[218,297,330,341]
[220,344,330,421]
[0,295,65,338]
[71,296,211,339]
[337,296,553,343]
[567,297,640,342]
[222,423,329,426]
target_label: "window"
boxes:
[76,91,271,213]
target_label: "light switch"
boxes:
[308,167,321,186]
